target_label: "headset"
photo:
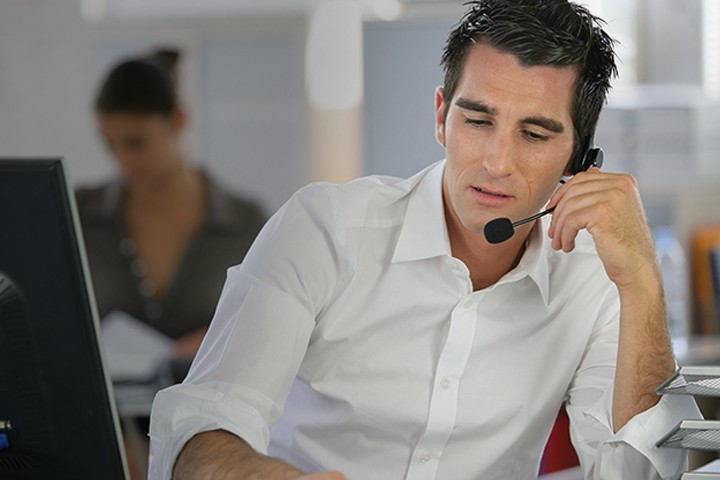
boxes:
[570,134,604,175]
[483,134,604,244]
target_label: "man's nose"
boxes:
[482,133,516,178]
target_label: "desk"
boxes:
[111,358,193,479]
[113,382,161,479]
[113,379,174,480]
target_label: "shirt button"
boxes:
[440,378,451,390]
[419,453,432,463]
[463,299,474,309]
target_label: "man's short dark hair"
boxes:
[441,0,617,156]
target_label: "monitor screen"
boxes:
[0,159,128,479]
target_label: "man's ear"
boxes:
[434,86,446,147]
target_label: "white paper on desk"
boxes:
[100,309,173,381]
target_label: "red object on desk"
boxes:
[540,407,579,474]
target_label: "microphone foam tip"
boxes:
[484,217,514,244]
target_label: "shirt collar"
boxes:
[391,160,451,264]
[391,159,551,306]
[501,217,551,306]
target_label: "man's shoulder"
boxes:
[289,167,431,226]
[297,170,417,196]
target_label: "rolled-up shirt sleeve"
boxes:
[148,185,344,479]
[566,288,702,480]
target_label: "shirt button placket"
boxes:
[405,296,479,480]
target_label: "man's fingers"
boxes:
[550,190,605,251]
[547,168,605,210]
[548,171,638,246]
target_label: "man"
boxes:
[150,1,700,478]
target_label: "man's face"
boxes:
[436,43,577,239]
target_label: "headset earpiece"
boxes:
[570,135,604,174]
[582,147,603,171]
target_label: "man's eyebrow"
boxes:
[455,97,497,115]
[523,116,565,134]
[455,97,566,134]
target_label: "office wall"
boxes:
[636,0,703,84]
[4,0,720,217]
[0,0,309,213]
[363,19,449,178]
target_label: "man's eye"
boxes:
[524,130,549,142]
[464,118,489,127]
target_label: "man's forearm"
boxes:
[612,271,676,432]
[172,429,305,480]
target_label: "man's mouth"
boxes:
[472,186,510,198]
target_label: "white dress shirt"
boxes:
[149,160,700,480]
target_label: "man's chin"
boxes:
[458,217,491,236]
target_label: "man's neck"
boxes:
[444,203,532,291]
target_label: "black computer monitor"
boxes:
[0,159,128,479]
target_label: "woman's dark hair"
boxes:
[441,0,617,156]
[95,48,181,116]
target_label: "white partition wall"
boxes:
[362,19,450,178]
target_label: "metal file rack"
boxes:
[657,420,720,451]
[658,367,720,398]
[657,366,720,479]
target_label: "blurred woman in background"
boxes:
[77,48,266,478]
[77,48,265,359]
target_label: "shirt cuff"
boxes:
[148,383,273,480]
[586,391,702,478]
